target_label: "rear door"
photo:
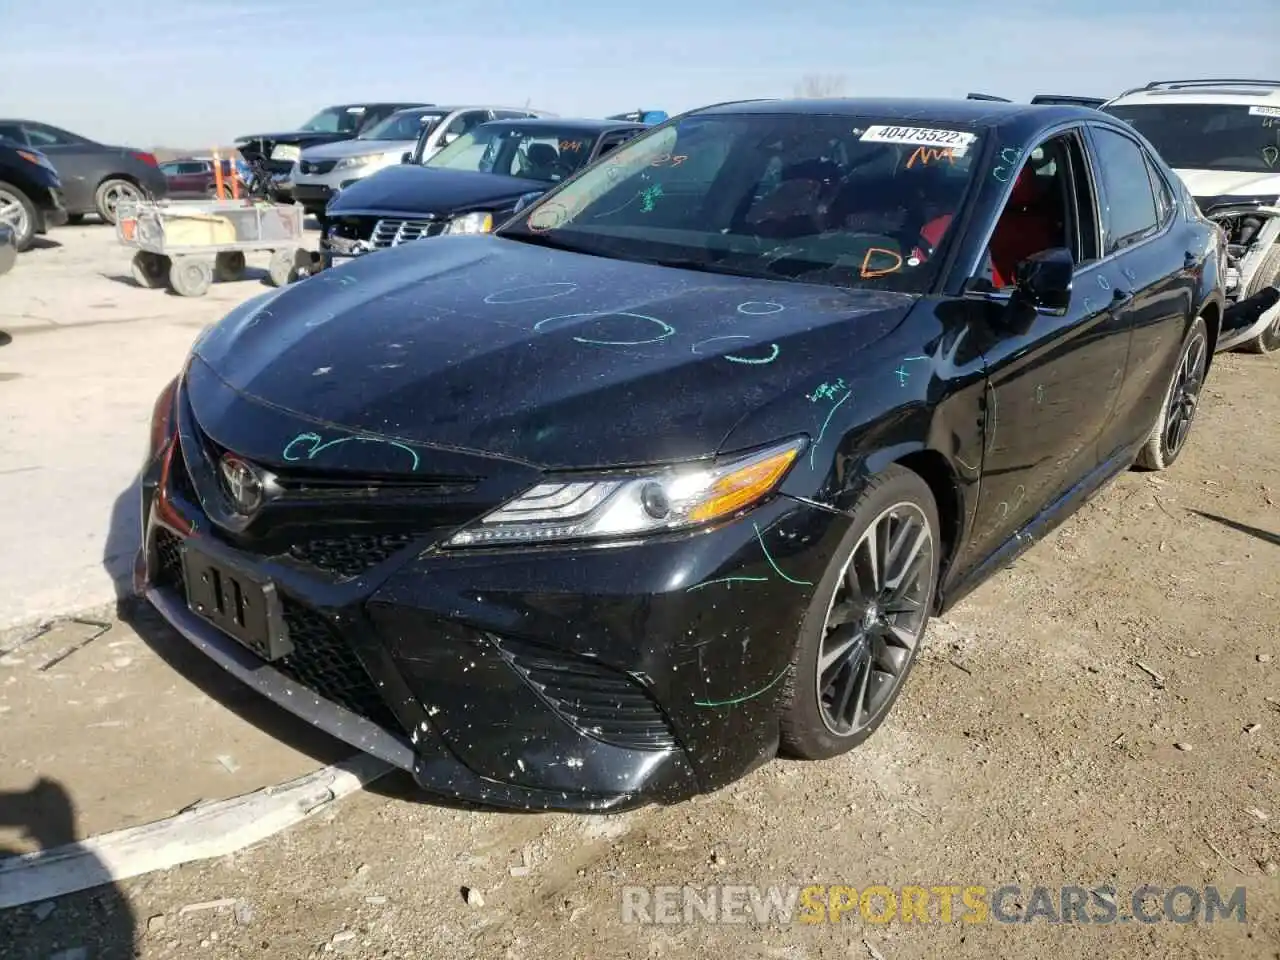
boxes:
[21,122,99,211]
[1082,122,1198,459]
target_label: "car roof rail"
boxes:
[1144,79,1280,92]
[966,92,1012,102]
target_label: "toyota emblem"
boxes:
[219,454,265,516]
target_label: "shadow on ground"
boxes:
[1189,509,1280,548]
[0,778,137,960]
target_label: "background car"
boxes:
[138,97,1227,811]
[158,157,250,199]
[293,106,546,218]
[607,109,671,124]
[0,135,67,250]
[320,117,644,264]
[233,102,429,201]
[0,119,166,224]
[1102,78,1280,354]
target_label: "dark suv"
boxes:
[0,136,67,251]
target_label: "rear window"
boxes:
[1104,102,1280,172]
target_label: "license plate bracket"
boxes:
[181,546,293,661]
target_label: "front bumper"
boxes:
[38,188,68,230]
[136,411,849,810]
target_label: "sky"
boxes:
[3,0,1278,148]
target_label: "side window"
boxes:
[596,133,635,159]
[159,162,181,176]
[1143,153,1175,228]
[0,124,27,143]
[447,111,488,137]
[1089,127,1160,252]
[982,132,1100,289]
[24,124,79,146]
[177,161,206,175]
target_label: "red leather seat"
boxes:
[988,169,1061,288]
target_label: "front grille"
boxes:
[500,640,678,751]
[288,533,417,579]
[155,528,184,590]
[299,159,337,175]
[151,528,401,733]
[276,600,402,732]
[371,218,444,248]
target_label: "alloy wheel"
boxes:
[101,181,141,219]
[1164,331,1206,457]
[0,190,30,241]
[815,502,935,736]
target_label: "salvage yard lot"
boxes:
[1,226,1278,959]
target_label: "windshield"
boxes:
[299,106,368,134]
[1105,103,1280,173]
[359,109,445,141]
[497,113,983,292]
[427,125,602,182]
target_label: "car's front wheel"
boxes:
[0,181,38,251]
[1135,314,1209,471]
[780,465,940,759]
[1241,242,1280,355]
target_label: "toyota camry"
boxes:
[137,98,1229,811]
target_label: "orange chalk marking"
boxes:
[906,146,956,168]
[860,247,903,278]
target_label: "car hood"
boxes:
[1175,167,1280,201]
[190,235,915,470]
[328,166,548,218]
[237,130,350,147]
[300,139,416,161]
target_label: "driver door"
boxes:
[960,127,1135,569]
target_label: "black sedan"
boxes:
[320,118,645,266]
[137,98,1229,811]
[0,135,66,251]
[0,119,166,224]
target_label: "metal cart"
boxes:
[114,199,320,297]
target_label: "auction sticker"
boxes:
[1248,105,1280,117]
[859,125,977,156]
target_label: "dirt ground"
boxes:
[1,228,1278,960]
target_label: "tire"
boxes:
[267,247,312,287]
[213,250,246,282]
[94,178,143,225]
[130,250,168,289]
[167,256,212,297]
[1240,243,1280,355]
[779,464,941,760]
[1135,315,1209,471]
[0,181,38,251]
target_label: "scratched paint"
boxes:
[693,664,789,707]
[282,432,421,470]
[534,312,675,346]
[809,389,852,469]
[483,282,579,304]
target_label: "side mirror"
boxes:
[401,151,412,164]
[1012,247,1074,313]
[512,191,544,215]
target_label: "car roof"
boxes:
[473,117,646,133]
[1105,79,1280,108]
[695,97,1104,133]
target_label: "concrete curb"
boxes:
[0,753,392,910]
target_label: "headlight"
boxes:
[17,150,56,173]
[445,212,494,235]
[444,438,805,547]
[335,154,380,171]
